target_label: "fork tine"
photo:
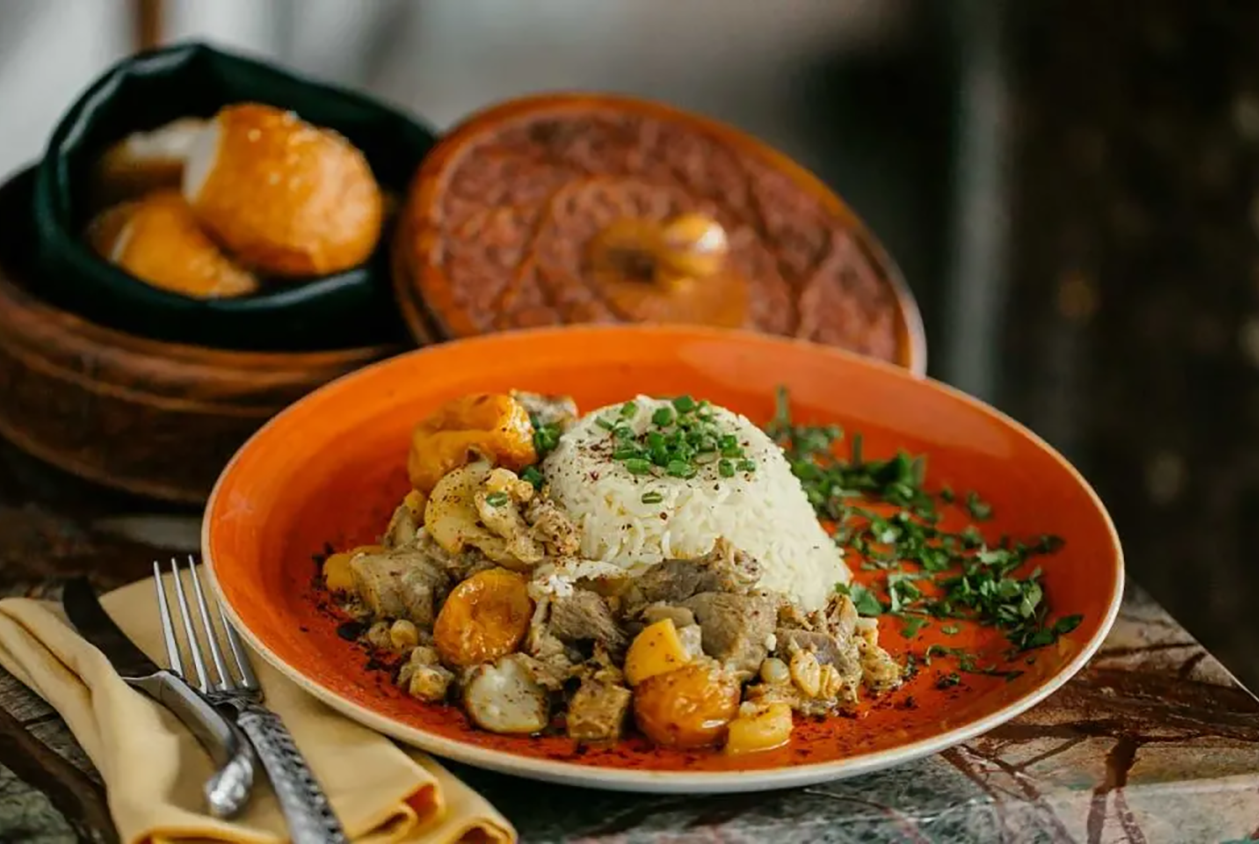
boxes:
[188,556,234,692]
[218,605,259,691]
[153,561,184,677]
[170,557,212,693]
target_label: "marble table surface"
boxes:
[2,442,1258,844]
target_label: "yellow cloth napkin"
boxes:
[0,577,516,844]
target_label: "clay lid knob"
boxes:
[587,213,746,327]
[657,213,729,283]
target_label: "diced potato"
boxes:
[632,662,740,749]
[407,394,537,495]
[405,664,453,703]
[725,702,794,755]
[398,646,453,703]
[567,680,632,743]
[624,619,692,687]
[323,552,356,593]
[433,568,534,667]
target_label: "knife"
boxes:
[62,578,256,818]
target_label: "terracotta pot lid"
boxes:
[393,93,926,372]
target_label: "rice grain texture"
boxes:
[542,396,849,610]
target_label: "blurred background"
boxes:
[2,0,1256,685]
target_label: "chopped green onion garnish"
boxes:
[532,423,560,455]
[485,491,509,507]
[641,491,664,504]
[603,397,756,479]
[666,460,697,479]
[624,458,653,475]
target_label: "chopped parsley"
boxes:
[835,583,884,617]
[769,386,1076,676]
[900,616,930,638]
[965,490,993,521]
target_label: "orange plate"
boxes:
[204,325,1123,793]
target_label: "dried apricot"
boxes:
[433,568,534,667]
[407,394,536,494]
[632,662,740,749]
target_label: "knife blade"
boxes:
[62,578,256,818]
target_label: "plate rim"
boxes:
[203,324,1125,793]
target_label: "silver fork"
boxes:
[157,556,349,844]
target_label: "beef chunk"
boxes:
[547,589,626,653]
[626,539,762,610]
[350,550,450,626]
[682,591,778,678]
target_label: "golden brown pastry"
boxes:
[93,117,207,205]
[182,103,383,277]
[86,191,260,299]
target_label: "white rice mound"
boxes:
[542,395,850,610]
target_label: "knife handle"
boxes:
[237,702,348,844]
[135,671,255,819]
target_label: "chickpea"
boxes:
[759,657,790,686]
[389,619,420,651]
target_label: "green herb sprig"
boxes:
[767,387,1076,667]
